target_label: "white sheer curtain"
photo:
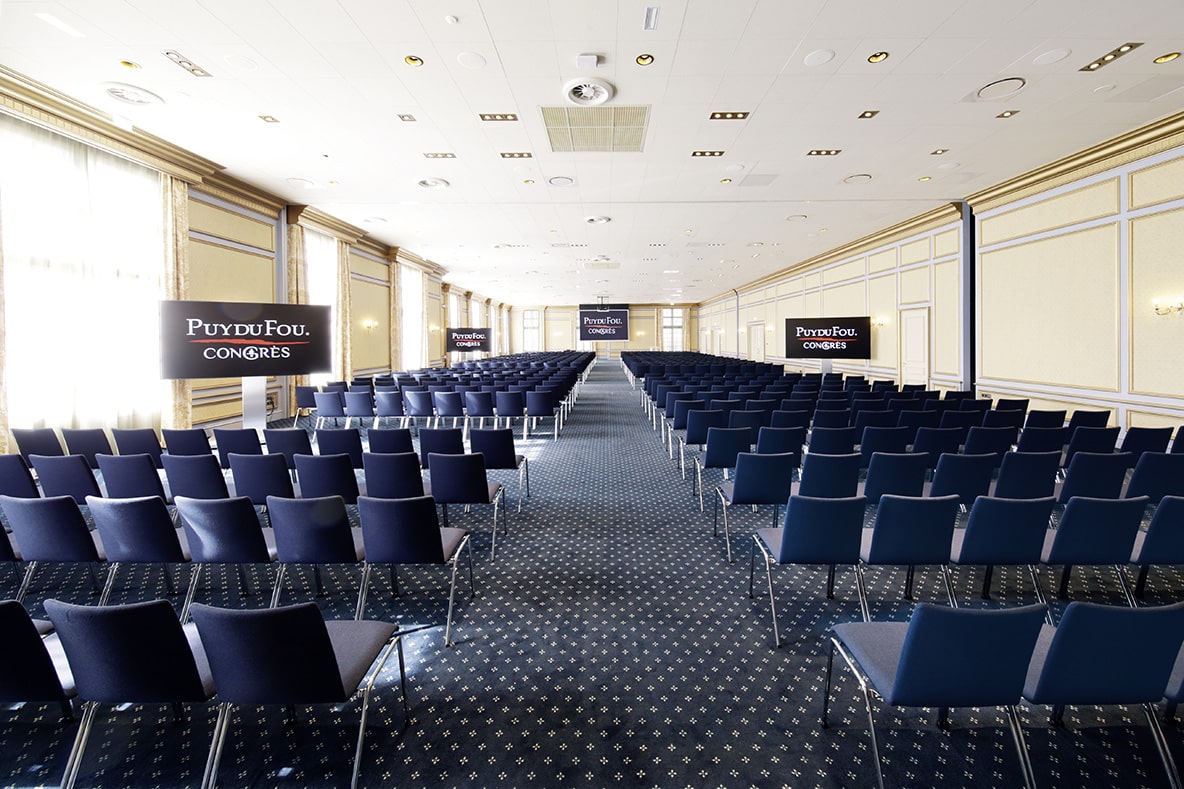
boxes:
[400,264,424,370]
[304,229,338,384]
[0,114,166,429]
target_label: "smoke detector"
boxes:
[564,77,614,106]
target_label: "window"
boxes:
[0,114,166,428]
[304,230,338,384]
[469,299,483,359]
[522,309,541,352]
[489,305,499,356]
[448,291,462,328]
[662,308,685,352]
[400,264,424,369]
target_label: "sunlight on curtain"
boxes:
[0,114,165,429]
[304,229,338,385]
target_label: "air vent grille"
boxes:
[542,106,650,153]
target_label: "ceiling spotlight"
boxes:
[636,53,654,66]
[858,110,879,119]
[163,49,211,77]
[930,149,949,155]
[404,55,424,66]
[585,216,611,224]
[417,177,450,189]
[1079,42,1142,72]
[103,82,164,106]
[691,150,725,157]
[785,214,808,222]
[119,60,141,69]
[398,114,417,122]
[258,115,280,123]
[523,179,535,185]
[1155,52,1181,64]
[720,178,732,184]
[548,175,576,187]
[867,51,889,64]
[807,149,841,156]
[709,111,749,120]
[843,173,873,184]
[996,109,1020,118]
[918,176,932,182]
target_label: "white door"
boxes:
[899,308,929,386]
[747,322,765,362]
[712,328,724,355]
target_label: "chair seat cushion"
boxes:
[440,527,467,560]
[325,620,398,695]
[718,481,735,503]
[831,621,910,703]
[755,527,781,557]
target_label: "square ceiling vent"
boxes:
[541,106,650,153]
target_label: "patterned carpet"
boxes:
[2,362,1182,787]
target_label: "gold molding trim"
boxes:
[298,207,364,243]
[0,66,221,183]
[1127,155,1184,211]
[194,172,283,216]
[352,235,392,260]
[969,110,1184,212]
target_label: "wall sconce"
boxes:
[361,319,378,333]
[871,317,887,328]
[1153,298,1184,316]
[429,325,441,333]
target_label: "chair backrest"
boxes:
[727,410,764,444]
[896,410,941,443]
[111,428,164,468]
[1024,409,1066,429]
[313,391,346,417]
[162,453,230,499]
[865,494,960,565]
[701,427,753,470]
[362,451,426,499]
[1125,452,1184,504]
[29,454,101,504]
[995,398,1029,414]
[797,452,862,498]
[858,426,910,467]
[433,390,466,417]
[229,452,295,504]
[525,390,557,417]
[212,428,263,469]
[1024,600,1184,706]
[1045,495,1149,565]
[11,428,64,463]
[1119,426,1174,468]
[1057,451,1133,504]
[175,495,272,563]
[769,409,812,430]
[86,495,186,563]
[754,426,805,462]
[937,410,980,443]
[418,428,465,469]
[292,454,360,503]
[367,427,414,455]
[777,494,867,564]
[852,410,896,433]
[862,452,929,503]
[810,409,851,429]
[60,428,114,470]
[981,409,1025,431]
[295,385,318,409]
[729,452,796,506]
[956,496,1056,565]
[357,495,447,564]
[468,428,521,469]
[808,426,858,455]
[96,452,168,500]
[1015,426,1069,454]
[262,428,314,470]
[1065,409,1111,434]
[343,390,376,417]
[44,597,211,703]
[266,494,359,563]
[0,495,100,562]
[0,454,40,498]
[993,451,1060,499]
[1134,496,1184,566]
[493,390,525,417]
[188,601,346,703]
[314,428,365,468]
[929,453,995,507]
[427,452,494,505]
[1063,426,1120,468]
[161,428,212,457]
[882,603,1047,708]
[374,390,406,419]
[0,599,71,703]
[962,425,1018,468]
[464,391,495,418]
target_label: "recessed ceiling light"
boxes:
[858,110,879,119]
[918,176,932,182]
[258,115,280,123]
[843,173,873,184]
[803,48,835,67]
[285,177,317,189]
[585,216,611,224]
[709,111,749,120]
[499,152,533,158]
[162,49,211,77]
[643,6,660,30]
[548,176,575,186]
[996,109,1020,118]
[937,162,961,170]
[636,53,654,66]
[649,243,667,247]
[119,60,141,69]
[363,216,387,224]
[34,12,84,38]
[444,15,459,24]
[1079,42,1142,71]
[1155,52,1181,64]
[405,55,424,66]
[479,113,519,121]
[719,178,732,184]
[522,179,535,185]
[930,149,949,155]
[423,152,456,159]
[663,270,680,274]
[398,114,417,122]
[102,82,164,106]
[417,177,450,189]
[691,150,725,157]
[807,149,841,156]
[785,214,808,222]
[1033,49,1071,66]
[867,51,889,64]
[1093,84,1116,94]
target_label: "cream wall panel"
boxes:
[868,275,898,369]
[349,254,390,282]
[804,291,821,316]
[1127,410,1183,429]
[901,238,930,266]
[627,310,657,350]
[509,309,524,353]
[899,267,930,304]
[1130,209,1184,397]
[823,258,866,285]
[740,291,762,307]
[188,239,274,302]
[933,260,960,376]
[349,279,390,371]
[980,179,1119,246]
[804,273,821,290]
[189,200,275,251]
[822,281,865,315]
[980,225,1119,390]
[934,229,959,258]
[869,249,896,273]
[1130,156,1184,210]
[777,278,804,297]
[193,398,243,424]
[546,310,573,350]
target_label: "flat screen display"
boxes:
[578,307,630,341]
[160,300,332,379]
[447,327,491,352]
[784,316,872,359]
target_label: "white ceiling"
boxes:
[3,0,1184,306]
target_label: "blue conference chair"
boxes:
[111,427,164,468]
[949,496,1056,608]
[714,452,796,563]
